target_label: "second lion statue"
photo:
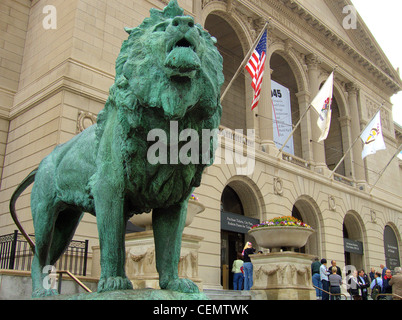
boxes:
[10,0,224,297]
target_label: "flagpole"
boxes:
[220,21,270,104]
[277,65,338,157]
[276,104,312,157]
[369,144,402,194]
[328,102,385,179]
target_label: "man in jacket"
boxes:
[357,269,369,300]
[389,267,402,300]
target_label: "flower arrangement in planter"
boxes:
[251,216,312,230]
[248,216,314,251]
[190,194,199,201]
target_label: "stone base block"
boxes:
[250,251,315,300]
[91,231,204,290]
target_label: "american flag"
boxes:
[245,29,267,110]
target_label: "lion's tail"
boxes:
[9,168,38,252]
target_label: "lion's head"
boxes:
[95,0,224,211]
[97,0,223,126]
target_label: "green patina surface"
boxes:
[10,0,223,299]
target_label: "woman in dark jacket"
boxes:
[242,242,256,290]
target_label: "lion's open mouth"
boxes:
[165,37,201,81]
[168,37,196,53]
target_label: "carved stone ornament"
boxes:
[274,177,283,196]
[328,195,336,211]
[77,111,97,133]
[371,210,377,223]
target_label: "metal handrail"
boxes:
[313,285,348,300]
[57,270,92,293]
[376,293,402,300]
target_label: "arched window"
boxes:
[205,14,246,131]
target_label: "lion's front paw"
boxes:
[97,276,133,293]
[164,278,200,294]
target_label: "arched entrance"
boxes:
[384,224,401,271]
[292,196,321,256]
[220,182,260,289]
[343,212,365,271]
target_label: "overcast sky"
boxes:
[351,0,402,127]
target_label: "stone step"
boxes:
[203,289,252,300]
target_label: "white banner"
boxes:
[311,72,334,142]
[271,80,294,155]
[360,111,386,159]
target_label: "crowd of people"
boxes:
[231,242,402,300]
[311,258,402,300]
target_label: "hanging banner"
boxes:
[271,80,294,155]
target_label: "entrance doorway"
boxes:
[221,231,244,290]
[220,185,259,289]
[343,213,364,271]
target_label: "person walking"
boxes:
[242,242,256,290]
[348,270,361,300]
[380,264,388,280]
[320,259,330,300]
[389,267,402,300]
[357,269,369,300]
[382,268,393,300]
[311,257,322,300]
[370,272,383,300]
[329,267,343,300]
[328,260,342,277]
[369,267,376,283]
[232,252,244,290]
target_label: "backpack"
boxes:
[371,278,381,300]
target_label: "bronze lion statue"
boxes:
[10,0,223,297]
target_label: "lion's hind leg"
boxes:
[31,205,83,298]
[31,202,59,298]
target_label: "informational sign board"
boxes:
[271,80,294,155]
[384,226,401,270]
[344,238,363,255]
[221,211,260,234]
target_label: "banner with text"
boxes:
[271,80,294,155]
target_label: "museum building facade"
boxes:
[0,0,401,290]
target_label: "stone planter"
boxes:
[129,200,205,230]
[248,226,315,252]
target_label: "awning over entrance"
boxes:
[221,211,259,234]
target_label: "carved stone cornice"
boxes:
[276,0,401,94]
[345,82,359,95]
[305,54,322,67]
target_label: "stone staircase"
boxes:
[203,289,252,300]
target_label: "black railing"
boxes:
[0,230,89,276]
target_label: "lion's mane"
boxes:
[95,1,224,213]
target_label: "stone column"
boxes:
[346,83,365,183]
[338,115,353,177]
[295,91,313,161]
[306,54,327,173]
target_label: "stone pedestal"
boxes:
[91,232,204,290]
[250,252,315,300]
